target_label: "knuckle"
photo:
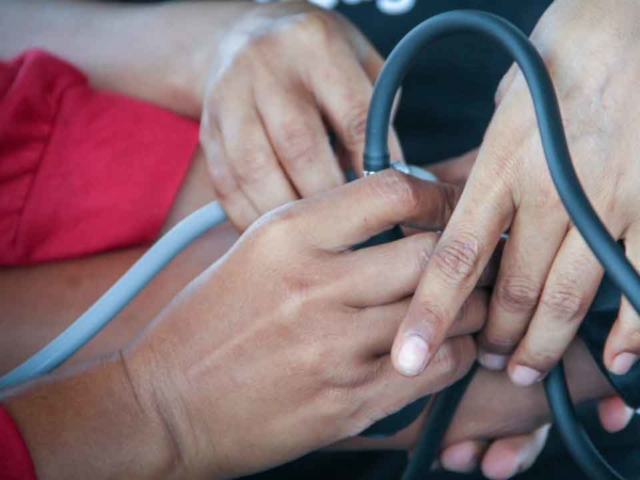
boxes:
[234,151,275,185]
[540,285,587,322]
[253,203,301,246]
[277,126,317,170]
[373,170,420,213]
[414,300,450,334]
[296,10,337,47]
[432,234,481,286]
[495,276,541,313]
[340,102,369,151]
[481,329,521,353]
[207,167,238,202]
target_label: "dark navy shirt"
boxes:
[324,0,553,164]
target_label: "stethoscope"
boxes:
[1,10,638,480]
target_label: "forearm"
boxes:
[0,150,238,374]
[0,0,252,116]
[1,354,178,479]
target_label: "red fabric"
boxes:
[0,49,199,266]
[0,406,37,480]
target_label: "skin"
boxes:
[0,0,634,476]
[2,171,486,479]
[392,0,640,391]
[0,151,628,479]
[7,0,636,386]
[199,1,404,230]
[0,159,617,479]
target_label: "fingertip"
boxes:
[440,441,484,473]
[481,441,523,480]
[598,396,634,433]
[478,349,509,371]
[393,333,430,377]
[609,352,639,376]
[509,364,543,387]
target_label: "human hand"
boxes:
[338,339,617,478]
[439,424,551,479]
[200,1,403,230]
[122,171,492,479]
[440,399,635,477]
[391,0,640,385]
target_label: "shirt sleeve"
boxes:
[0,406,37,480]
[0,49,200,266]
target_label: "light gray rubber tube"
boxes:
[0,165,435,391]
[0,201,227,391]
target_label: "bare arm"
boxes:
[1,336,613,480]
[0,0,253,116]
[2,355,178,480]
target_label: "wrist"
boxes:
[2,354,181,479]
[116,350,186,479]
[150,1,256,117]
[122,339,213,479]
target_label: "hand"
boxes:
[123,171,487,479]
[200,1,403,230]
[439,424,551,479]
[440,397,637,478]
[391,0,640,384]
[336,339,617,477]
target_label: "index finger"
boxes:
[305,23,404,174]
[391,166,514,376]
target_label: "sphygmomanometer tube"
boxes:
[400,364,478,480]
[364,9,640,316]
[545,364,622,480]
[0,201,227,391]
[364,10,638,480]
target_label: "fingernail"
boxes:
[610,352,638,375]
[511,365,542,386]
[440,443,480,473]
[397,334,429,376]
[478,350,508,371]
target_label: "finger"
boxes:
[508,228,606,386]
[257,81,346,197]
[597,395,635,433]
[439,440,487,473]
[306,35,384,175]
[340,229,499,307]
[605,226,640,375]
[356,290,489,355]
[391,163,514,377]
[361,336,476,429]
[481,424,551,480]
[479,208,568,372]
[217,96,299,216]
[340,233,439,307]
[292,170,460,250]
[327,19,405,171]
[199,117,260,230]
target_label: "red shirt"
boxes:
[0,49,199,265]
[0,50,200,477]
